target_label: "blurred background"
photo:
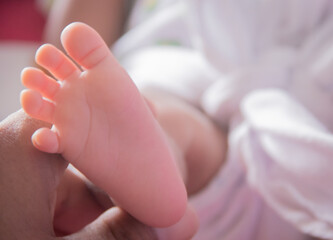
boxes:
[0,0,50,120]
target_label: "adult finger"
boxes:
[64,207,158,240]
[54,167,112,235]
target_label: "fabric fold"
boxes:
[239,89,333,239]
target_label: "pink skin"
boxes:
[20,22,187,228]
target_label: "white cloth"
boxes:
[114,0,333,239]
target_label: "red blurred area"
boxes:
[0,0,46,42]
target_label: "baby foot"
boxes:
[20,22,187,227]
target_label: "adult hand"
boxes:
[0,110,158,240]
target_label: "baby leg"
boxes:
[20,22,187,227]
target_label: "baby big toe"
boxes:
[61,22,113,69]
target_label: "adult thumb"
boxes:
[64,207,158,240]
